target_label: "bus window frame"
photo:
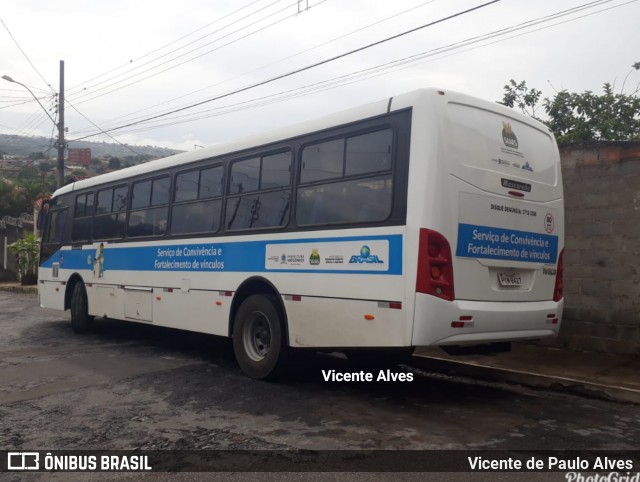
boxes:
[170,163,224,236]
[71,191,94,243]
[40,108,412,247]
[295,125,396,228]
[93,183,129,241]
[224,148,293,233]
[127,174,171,239]
[40,206,68,264]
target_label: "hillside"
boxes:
[0,134,182,159]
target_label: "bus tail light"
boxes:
[416,228,455,301]
[553,248,565,302]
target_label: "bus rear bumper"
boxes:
[412,293,563,347]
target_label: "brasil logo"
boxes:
[502,121,519,149]
[349,245,384,264]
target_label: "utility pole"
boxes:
[297,0,309,13]
[2,61,65,187]
[56,60,65,188]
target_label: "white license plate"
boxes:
[498,272,523,287]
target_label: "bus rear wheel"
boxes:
[233,294,287,380]
[70,281,94,333]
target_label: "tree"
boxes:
[0,181,21,216]
[499,64,640,146]
[29,151,46,160]
[0,174,51,218]
[13,179,49,214]
[17,165,39,181]
[38,161,53,174]
[108,157,121,170]
[500,79,543,119]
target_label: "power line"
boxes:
[66,0,296,102]
[92,0,634,137]
[76,0,438,132]
[66,0,269,95]
[7,93,57,138]
[69,0,323,106]
[0,15,61,147]
[69,0,502,142]
[65,99,144,156]
[2,97,60,141]
[0,17,54,93]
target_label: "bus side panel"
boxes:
[85,284,230,336]
[152,288,229,336]
[39,278,66,311]
[87,283,124,320]
[284,296,408,348]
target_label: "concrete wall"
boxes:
[0,223,22,281]
[557,142,640,354]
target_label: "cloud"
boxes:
[1,0,639,149]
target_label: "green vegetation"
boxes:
[0,154,166,218]
[8,233,40,285]
[0,166,54,217]
[499,63,640,146]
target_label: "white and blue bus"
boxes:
[38,88,564,379]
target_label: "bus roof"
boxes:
[54,90,402,197]
[54,87,552,198]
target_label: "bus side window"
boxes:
[94,185,128,240]
[72,192,94,242]
[296,127,394,227]
[128,177,169,238]
[226,191,290,230]
[37,202,50,232]
[300,139,343,183]
[47,209,68,244]
[226,151,292,231]
[345,129,393,175]
[172,199,221,235]
[171,165,224,235]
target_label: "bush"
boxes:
[8,234,40,285]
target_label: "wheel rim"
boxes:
[242,311,272,361]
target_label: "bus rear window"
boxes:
[445,102,557,186]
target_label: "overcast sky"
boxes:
[1,0,639,152]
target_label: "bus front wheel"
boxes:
[233,294,287,380]
[70,282,94,333]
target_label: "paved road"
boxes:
[1,291,639,478]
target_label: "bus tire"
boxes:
[70,281,94,333]
[233,294,287,380]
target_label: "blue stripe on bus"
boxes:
[456,223,558,264]
[41,234,403,275]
